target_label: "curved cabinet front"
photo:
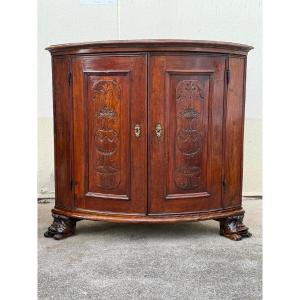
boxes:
[44,40,252,241]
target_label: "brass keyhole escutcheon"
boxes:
[134,124,141,138]
[155,123,163,139]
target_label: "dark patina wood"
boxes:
[45,40,252,240]
[217,215,252,241]
[44,214,78,240]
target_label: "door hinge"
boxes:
[225,69,230,84]
[70,178,74,190]
[68,71,72,86]
[222,179,227,193]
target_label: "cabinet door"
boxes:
[72,55,147,214]
[148,54,226,214]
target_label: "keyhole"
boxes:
[134,124,141,137]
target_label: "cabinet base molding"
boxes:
[44,207,251,241]
[217,214,252,241]
[44,213,79,240]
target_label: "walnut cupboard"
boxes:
[44,40,253,241]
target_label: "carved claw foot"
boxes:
[44,214,77,240]
[218,215,252,241]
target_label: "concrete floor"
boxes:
[38,200,262,300]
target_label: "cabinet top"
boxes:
[46,39,253,56]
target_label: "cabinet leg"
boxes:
[217,214,252,241]
[44,213,78,240]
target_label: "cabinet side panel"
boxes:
[52,56,73,209]
[223,56,246,208]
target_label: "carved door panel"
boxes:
[148,54,226,214]
[72,55,147,214]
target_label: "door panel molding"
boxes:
[165,70,215,200]
[83,70,131,200]
[85,192,129,200]
[165,192,210,200]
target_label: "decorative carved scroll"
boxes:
[174,80,203,190]
[92,80,121,189]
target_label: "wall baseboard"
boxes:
[38,198,55,203]
[243,195,262,200]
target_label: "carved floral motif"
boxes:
[96,106,117,119]
[174,80,203,190]
[92,80,121,190]
[176,80,204,102]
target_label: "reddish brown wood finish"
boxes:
[223,56,247,208]
[148,54,225,214]
[52,206,245,224]
[46,39,253,56]
[72,55,147,214]
[45,40,252,240]
[52,56,73,210]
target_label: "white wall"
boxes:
[38,0,262,197]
